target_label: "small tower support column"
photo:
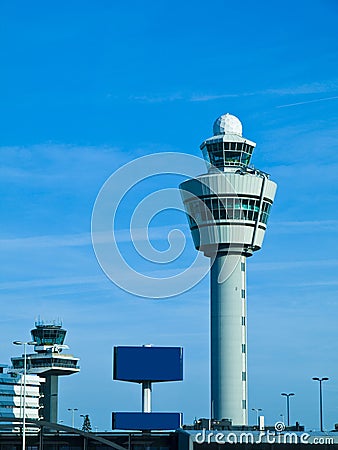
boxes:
[41,375,59,423]
[142,381,152,413]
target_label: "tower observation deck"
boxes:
[11,321,80,424]
[180,114,277,425]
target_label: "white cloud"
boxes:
[189,93,246,102]
[277,95,338,108]
[0,224,189,249]
[265,80,338,95]
[0,144,135,186]
[0,233,91,249]
[251,258,338,272]
[128,93,183,103]
[128,80,338,104]
[270,219,338,233]
[0,275,103,291]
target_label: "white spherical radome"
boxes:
[213,113,242,136]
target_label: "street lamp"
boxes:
[312,377,329,432]
[67,408,78,428]
[252,408,262,426]
[13,340,37,450]
[281,393,295,427]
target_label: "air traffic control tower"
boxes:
[180,114,277,425]
[11,321,80,424]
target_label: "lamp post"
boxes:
[13,340,37,450]
[312,377,329,432]
[281,393,294,427]
[252,408,262,426]
[68,408,78,429]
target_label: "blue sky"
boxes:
[1,0,338,432]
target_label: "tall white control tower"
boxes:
[180,114,277,425]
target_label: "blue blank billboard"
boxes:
[113,346,183,382]
[112,412,182,430]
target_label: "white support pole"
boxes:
[142,381,152,413]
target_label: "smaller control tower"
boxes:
[11,321,80,424]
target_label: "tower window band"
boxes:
[186,197,272,226]
[203,142,254,168]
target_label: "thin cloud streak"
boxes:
[0,275,103,291]
[189,93,246,102]
[0,262,208,292]
[129,80,338,104]
[275,219,338,226]
[0,225,190,249]
[1,219,336,249]
[1,256,337,292]
[128,93,184,103]
[270,219,338,233]
[191,83,338,102]
[0,233,91,248]
[251,258,338,272]
[277,95,338,108]
[290,280,338,288]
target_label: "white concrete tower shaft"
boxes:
[180,114,277,425]
[211,254,247,424]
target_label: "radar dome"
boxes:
[213,113,242,136]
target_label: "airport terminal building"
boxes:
[1,424,338,450]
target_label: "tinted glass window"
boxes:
[187,198,272,226]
